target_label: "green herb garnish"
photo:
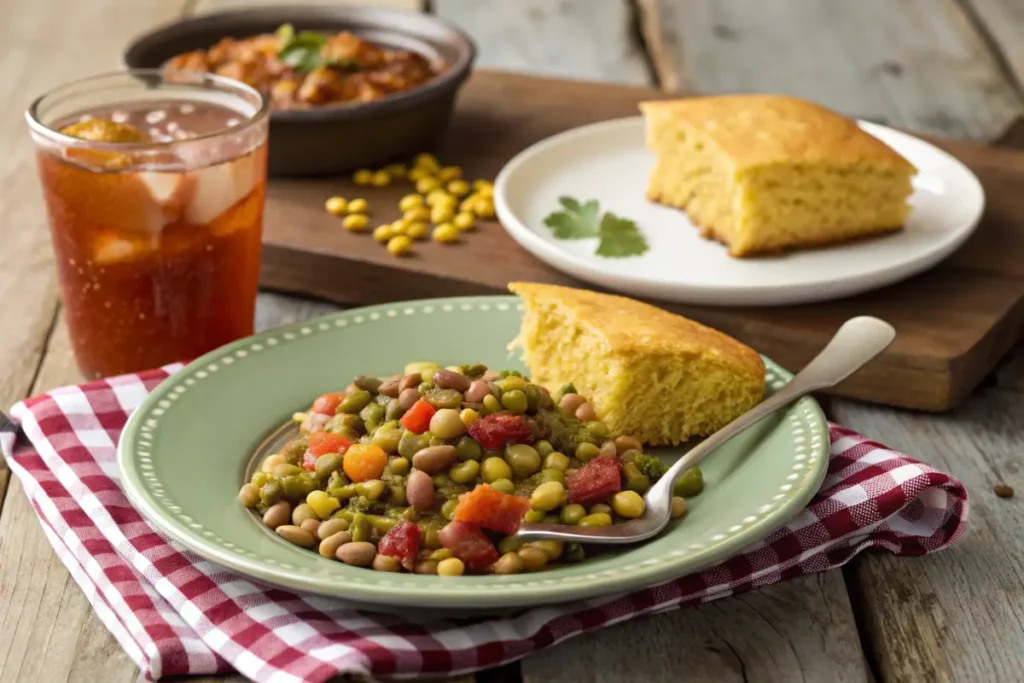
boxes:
[542,196,649,258]
[275,23,363,74]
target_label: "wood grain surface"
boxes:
[0,1,1022,682]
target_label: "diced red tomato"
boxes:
[438,520,500,573]
[465,413,535,451]
[399,398,436,435]
[312,392,346,415]
[454,483,532,535]
[566,456,622,506]
[378,521,422,571]
[303,432,352,471]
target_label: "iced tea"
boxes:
[27,71,269,378]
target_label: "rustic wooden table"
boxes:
[1,1,1021,682]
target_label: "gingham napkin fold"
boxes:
[0,366,969,682]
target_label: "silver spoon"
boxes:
[514,316,896,545]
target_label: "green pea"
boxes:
[441,498,460,520]
[432,473,451,488]
[389,484,408,506]
[259,479,283,506]
[534,440,554,457]
[496,376,527,392]
[371,427,403,454]
[623,462,651,493]
[674,467,705,497]
[327,412,363,436]
[281,439,308,465]
[524,385,542,413]
[482,394,501,414]
[576,442,600,462]
[523,509,546,523]
[585,421,609,442]
[420,521,444,549]
[328,483,357,500]
[558,383,577,397]
[544,452,570,472]
[388,456,411,476]
[280,475,316,502]
[481,456,513,483]
[498,535,523,554]
[385,398,405,421]
[454,435,483,462]
[449,459,481,484]
[579,512,612,527]
[398,430,430,459]
[564,542,585,562]
[463,363,488,378]
[359,402,385,433]
[539,468,565,485]
[314,453,344,479]
[366,514,398,534]
[505,444,541,479]
[500,389,528,414]
[355,479,386,501]
[339,389,373,414]
[350,512,371,542]
[560,504,586,524]
[424,388,463,410]
[489,478,516,494]
[250,471,271,488]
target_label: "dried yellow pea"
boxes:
[353,169,373,185]
[432,223,459,243]
[342,214,370,231]
[387,235,413,256]
[324,196,347,215]
[347,198,369,214]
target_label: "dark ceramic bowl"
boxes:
[124,5,475,176]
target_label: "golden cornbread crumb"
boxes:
[508,282,765,445]
[639,95,917,257]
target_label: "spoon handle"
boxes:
[649,316,896,502]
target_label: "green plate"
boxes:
[117,295,829,611]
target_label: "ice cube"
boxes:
[137,171,196,225]
[93,233,156,265]
[183,152,258,226]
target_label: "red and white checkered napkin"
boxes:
[1,366,969,682]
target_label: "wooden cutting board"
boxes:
[258,70,1024,412]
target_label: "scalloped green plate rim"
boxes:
[117,294,829,610]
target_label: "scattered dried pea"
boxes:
[384,163,407,176]
[405,221,429,240]
[399,194,423,211]
[474,196,496,219]
[353,169,373,185]
[447,180,470,197]
[403,206,430,223]
[432,223,459,243]
[325,196,347,215]
[431,204,455,224]
[425,189,451,206]
[347,198,369,214]
[453,212,475,231]
[476,183,494,198]
[408,166,432,182]
[438,166,462,182]
[370,170,391,187]
[414,153,440,171]
[472,178,491,190]
[387,234,413,257]
[342,214,370,232]
[416,176,441,194]
[373,225,394,242]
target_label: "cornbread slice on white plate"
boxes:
[509,281,765,446]
[493,107,983,306]
[639,94,918,257]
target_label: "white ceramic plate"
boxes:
[494,117,984,306]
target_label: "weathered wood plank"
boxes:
[834,389,1024,683]
[192,0,424,14]
[962,0,1024,93]
[522,573,871,683]
[434,0,652,85]
[636,0,1023,139]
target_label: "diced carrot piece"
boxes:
[343,443,388,482]
[400,398,436,435]
[454,484,532,535]
[307,432,352,457]
[312,392,346,415]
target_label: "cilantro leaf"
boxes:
[542,196,601,239]
[596,212,649,258]
[275,24,363,74]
